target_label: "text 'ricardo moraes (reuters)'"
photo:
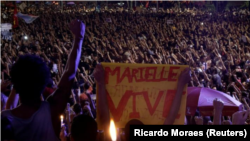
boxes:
[133,129,247,138]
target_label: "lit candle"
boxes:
[109,119,117,141]
[60,115,64,127]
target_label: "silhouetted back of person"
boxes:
[125,119,144,141]
[70,115,97,141]
[1,19,86,141]
[1,55,59,141]
[0,115,14,141]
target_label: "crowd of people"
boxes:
[1,3,250,141]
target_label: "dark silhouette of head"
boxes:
[84,83,91,91]
[71,115,97,141]
[10,55,50,104]
[73,103,82,115]
[125,119,144,141]
[83,82,93,95]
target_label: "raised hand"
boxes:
[59,126,67,141]
[232,110,250,125]
[93,64,105,84]
[69,19,85,39]
[179,68,191,86]
[213,98,224,112]
[194,116,203,125]
[1,80,11,93]
[164,67,191,125]
[208,120,213,125]
[222,120,232,125]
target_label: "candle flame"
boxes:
[60,115,63,119]
[109,119,117,141]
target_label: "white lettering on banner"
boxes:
[1,23,12,40]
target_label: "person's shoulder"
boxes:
[0,113,9,124]
[40,99,50,109]
[1,109,12,118]
[80,93,89,100]
[1,110,15,140]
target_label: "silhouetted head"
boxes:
[84,83,93,94]
[71,115,97,141]
[125,119,144,141]
[10,55,50,104]
[200,55,206,62]
[73,103,82,115]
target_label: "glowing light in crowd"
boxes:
[60,115,64,127]
[24,36,28,40]
[110,119,117,141]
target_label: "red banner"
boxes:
[145,1,149,8]
[13,6,18,28]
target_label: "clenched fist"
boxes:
[69,19,85,40]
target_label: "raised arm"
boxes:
[213,99,224,125]
[164,68,191,124]
[5,88,19,110]
[49,19,85,137]
[94,64,111,140]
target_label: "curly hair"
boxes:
[10,55,50,103]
